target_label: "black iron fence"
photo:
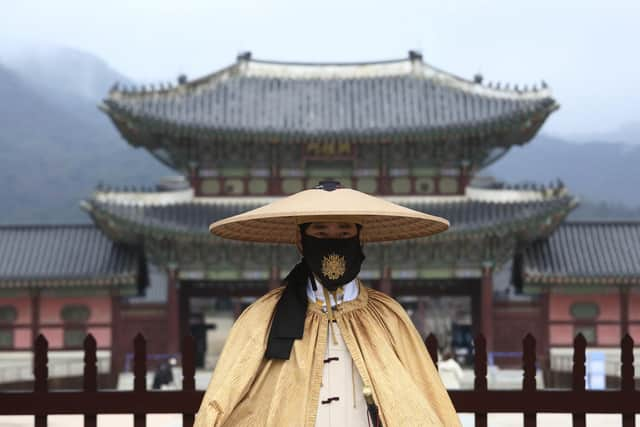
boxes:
[0,332,637,427]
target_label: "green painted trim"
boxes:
[220,167,249,177]
[204,270,242,280]
[524,283,622,295]
[41,288,112,297]
[411,167,439,177]
[119,286,141,297]
[0,289,31,297]
[241,270,270,280]
[418,268,454,279]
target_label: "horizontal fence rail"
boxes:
[0,332,637,427]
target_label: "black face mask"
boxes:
[301,233,365,291]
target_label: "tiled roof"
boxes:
[523,222,640,285]
[0,224,142,290]
[102,53,557,142]
[83,188,576,243]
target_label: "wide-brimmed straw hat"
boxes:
[209,181,449,244]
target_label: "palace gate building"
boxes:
[2,51,638,385]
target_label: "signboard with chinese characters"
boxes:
[304,141,353,158]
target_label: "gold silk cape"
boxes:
[193,281,461,427]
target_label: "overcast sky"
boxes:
[1,0,639,139]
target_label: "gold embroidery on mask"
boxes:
[321,253,346,280]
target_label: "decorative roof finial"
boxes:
[177,74,187,85]
[237,51,252,61]
[315,180,343,191]
[408,50,423,61]
[473,73,483,84]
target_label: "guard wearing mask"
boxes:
[194,181,461,427]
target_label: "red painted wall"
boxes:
[549,291,633,346]
[549,293,619,322]
[629,325,640,343]
[0,296,112,349]
[114,304,168,374]
[40,297,111,324]
[550,324,574,345]
[628,292,640,321]
[1,297,32,324]
[13,329,31,349]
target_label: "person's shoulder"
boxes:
[237,286,285,322]
[363,285,405,312]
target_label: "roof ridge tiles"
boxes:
[105,53,555,102]
[0,223,96,230]
[563,220,640,225]
[247,56,411,67]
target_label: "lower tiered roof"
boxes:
[82,185,577,245]
[523,221,640,287]
[0,224,144,293]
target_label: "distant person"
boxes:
[438,351,464,390]
[152,361,174,390]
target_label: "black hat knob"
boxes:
[315,180,342,191]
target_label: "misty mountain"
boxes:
[488,134,640,218]
[566,121,640,145]
[0,58,172,224]
[4,45,130,104]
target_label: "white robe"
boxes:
[308,279,370,426]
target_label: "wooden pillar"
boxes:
[179,282,191,347]
[416,298,426,337]
[380,266,393,296]
[269,266,281,291]
[269,144,281,195]
[30,289,40,347]
[458,161,471,193]
[110,291,121,386]
[233,300,243,320]
[378,144,389,195]
[541,290,552,387]
[471,280,482,339]
[620,287,630,338]
[481,264,494,352]
[189,165,201,196]
[542,290,551,355]
[166,267,180,354]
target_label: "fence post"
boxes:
[522,333,536,427]
[134,333,147,427]
[34,334,48,427]
[474,334,487,427]
[572,333,586,427]
[84,334,98,427]
[621,334,635,427]
[182,334,196,426]
[425,334,439,370]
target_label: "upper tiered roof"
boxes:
[102,51,558,144]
